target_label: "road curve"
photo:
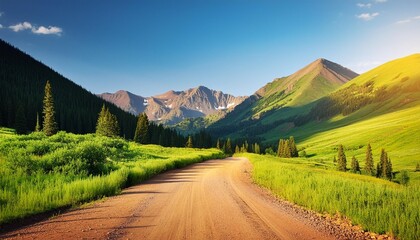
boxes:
[1,157,334,240]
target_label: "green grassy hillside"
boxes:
[209,58,357,138]
[215,53,420,182]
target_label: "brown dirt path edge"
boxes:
[1,157,338,240]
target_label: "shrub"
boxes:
[398,170,410,186]
[75,142,107,175]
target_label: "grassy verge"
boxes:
[0,131,224,224]
[236,153,419,240]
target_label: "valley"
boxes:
[1,13,420,239]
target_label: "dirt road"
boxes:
[1,158,335,240]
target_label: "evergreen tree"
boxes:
[241,143,247,153]
[42,80,57,136]
[225,138,232,154]
[96,105,119,137]
[35,112,41,132]
[364,143,374,176]
[378,149,388,178]
[416,163,420,172]
[289,136,298,157]
[254,143,260,154]
[134,113,149,144]
[186,136,193,148]
[14,104,27,134]
[216,139,221,149]
[244,141,249,153]
[284,140,291,158]
[351,156,360,173]
[235,145,240,153]
[277,139,284,157]
[333,156,337,163]
[337,145,347,171]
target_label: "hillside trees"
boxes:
[277,136,298,158]
[14,104,27,134]
[134,113,149,144]
[35,113,41,132]
[377,149,393,180]
[96,105,120,137]
[42,81,57,136]
[0,39,137,137]
[337,145,347,171]
[364,143,374,175]
[186,136,193,148]
[225,138,233,154]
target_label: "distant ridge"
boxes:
[98,86,246,125]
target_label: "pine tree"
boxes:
[364,143,374,176]
[254,143,260,154]
[337,145,347,171]
[351,156,360,173]
[14,104,27,134]
[42,80,57,136]
[35,112,41,132]
[378,149,388,178]
[216,139,221,149]
[277,139,284,157]
[186,136,193,148]
[96,105,119,137]
[284,140,291,158]
[134,113,149,143]
[225,138,232,154]
[289,136,298,157]
[235,145,240,153]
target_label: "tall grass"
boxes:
[238,153,419,240]
[0,132,224,224]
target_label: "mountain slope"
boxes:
[98,86,246,125]
[280,53,420,173]
[0,39,137,137]
[209,58,358,137]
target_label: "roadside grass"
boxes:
[0,131,224,224]
[237,153,419,240]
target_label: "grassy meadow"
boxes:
[0,129,224,224]
[236,153,419,240]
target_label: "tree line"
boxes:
[335,144,398,182]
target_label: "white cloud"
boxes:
[357,3,372,8]
[395,15,420,24]
[9,21,32,32]
[356,12,379,21]
[32,26,62,36]
[9,21,62,36]
[396,19,411,24]
[0,24,3,29]
[374,0,387,3]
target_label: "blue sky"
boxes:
[0,0,419,96]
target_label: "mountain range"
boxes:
[98,86,246,125]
